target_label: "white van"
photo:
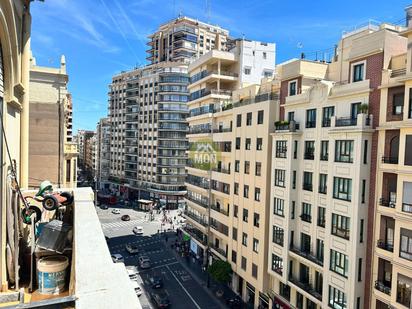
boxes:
[130,280,142,297]
[126,266,139,281]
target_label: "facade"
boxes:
[84,130,96,179]
[183,40,277,307]
[371,8,412,309]
[268,22,407,309]
[96,117,111,189]
[28,55,77,188]
[147,16,229,64]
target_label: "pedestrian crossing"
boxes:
[101,219,146,230]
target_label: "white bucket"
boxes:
[37,256,69,294]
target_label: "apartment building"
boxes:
[28,55,77,188]
[268,21,407,309]
[183,39,276,308]
[372,8,412,309]
[96,117,111,189]
[147,16,229,64]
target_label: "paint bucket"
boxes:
[37,255,69,294]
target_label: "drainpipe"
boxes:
[20,3,31,188]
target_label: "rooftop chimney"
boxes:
[406,5,412,28]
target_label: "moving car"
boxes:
[149,276,163,289]
[138,255,151,269]
[121,214,131,221]
[133,226,144,235]
[130,280,142,297]
[112,209,120,214]
[111,253,124,263]
[126,266,139,281]
[126,244,139,255]
[151,291,170,308]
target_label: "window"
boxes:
[244,67,251,75]
[400,228,412,261]
[405,135,412,166]
[253,238,259,253]
[243,185,249,198]
[235,160,240,172]
[243,209,248,222]
[257,110,264,124]
[279,283,290,301]
[393,93,404,115]
[333,177,352,201]
[273,198,284,217]
[301,203,311,223]
[255,162,261,176]
[272,226,284,246]
[330,249,349,277]
[328,286,347,309]
[360,219,364,243]
[293,140,298,159]
[316,239,324,263]
[320,141,329,161]
[358,258,362,281]
[256,138,263,150]
[322,106,335,127]
[361,180,366,203]
[296,292,303,309]
[351,102,361,119]
[271,254,283,275]
[234,182,239,195]
[234,205,238,218]
[397,275,412,307]
[352,62,365,82]
[274,169,285,187]
[288,111,295,122]
[246,112,252,125]
[262,52,267,59]
[232,250,237,263]
[245,138,251,150]
[241,256,247,270]
[303,171,313,191]
[319,173,327,194]
[335,140,354,163]
[363,140,368,164]
[306,109,317,128]
[242,233,248,246]
[292,171,296,189]
[236,137,241,150]
[410,88,412,119]
[275,140,287,158]
[252,263,258,278]
[236,114,242,127]
[304,141,315,160]
[244,161,250,174]
[318,207,326,227]
[253,213,260,227]
[66,160,71,182]
[231,227,238,241]
[289,80,297,96]
[332,214,350,240]
[291,201,295,219]
[254,187,261,201]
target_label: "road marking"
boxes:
[146,261,179,270]
[166,265,201,309]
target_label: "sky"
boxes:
[30,0,409,132]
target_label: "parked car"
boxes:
[121,214,131,221]
[100,204,108,210]
[133,226,144,235]
[149,276,163,289]
[126,266,139,281]
[226,296,242,309]
[138,255,151,269]
[111,253,124,263]
[151,291,170,308]
[112,209,120,214]
[130,280,142,297]
[126,244,139,255]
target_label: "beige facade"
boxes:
[371,9,412,309]
[28,55,77,189]
[96,117,110,189]
[184,40,277,308]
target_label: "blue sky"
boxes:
[30,0,408,132]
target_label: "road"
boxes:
[96,204,222,309]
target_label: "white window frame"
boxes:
[351,60,366,83]
[288,79,298,96]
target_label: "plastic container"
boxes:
[37,255,69,294]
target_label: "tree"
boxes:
[207,260,232,284]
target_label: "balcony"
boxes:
[330,79,370,98]
[274,121,300,132]
[300,213,312,223]
[289,245,323,266]
[379,198,396,208]
[211,166,231,175]
[390,68,406,78]
[382,130,399,165]
[184,210,208,226]
[185,194,209,209]
[210,245,228,258]
[211,204,229,216]
[403,202,412,213]
[304,153,314,160]
[182,225,207,246]
[331,227,350,240]
[377,239,394,252]
[381,157,398,164]
[288,276,322,301]
[375,258,392,296]
[335,117,357,127]
[210,219,229,236]
[375,281,391,295]
[4,188,140,308]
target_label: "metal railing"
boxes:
[211,245,227,258]
[402,202,412,213]
[289,276,322,301]
[379,198,396,208]
[335,117,357,127]
[375,280,391,295]
[289,245,323,266]
[332,227,350,239]
[382,156,399,164]
[377,239,394,252]
[211,204,229,216]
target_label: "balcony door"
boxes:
[351,102,361,119]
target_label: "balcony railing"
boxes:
[332,227,350,239]
[289,276,322,301]
[275,121,300,132]
[402,202,412,213]
[375,280,391,295]
[382,156,399,164]
[184,211,208,226]
[300,213,312,223]
[335,117,357,127]
[304,153,314,160]
[379,198,396,208]
[210,221,229,236]
[289,245,323,266]
[305,121,316,128]
[322,119,331,127]
[211,245,227,258]
[211,166,231,174]
[182,226,207,245]
[377,239,394,252]
[302,183,313,191]
[211,204,229,216]
[391,68,406,77]
[185,195,209,208]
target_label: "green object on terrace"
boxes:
[183,234,190,241]
[36,180,53,197]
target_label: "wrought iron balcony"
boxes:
[289,276,322,301]
[335,117,357,127]
[382,156,398,164]
[300,213,312,223]
[289,245,323,266]
[379,198,396,208]
[211,204,229,216]
[377,239,394,252]
[375,280,391,295]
